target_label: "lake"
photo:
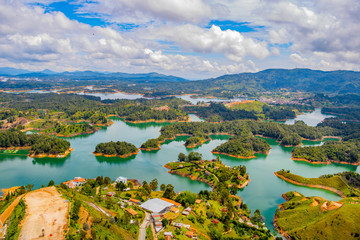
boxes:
[0,114,357,231]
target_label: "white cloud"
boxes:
[0,1,261,78]
[147,24,270,62]
[78,0,228,24]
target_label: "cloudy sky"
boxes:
[0,0,359,79]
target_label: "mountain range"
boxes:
[1,67,360,94]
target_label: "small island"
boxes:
[165,152,249,191]
[292,141,360,165]
[184,134,211,148]
[0,129,72,158]
[212,132,270,159]
[93,141,139,158]
[275,170,360,198]
[274,191,360,240]
[140,138,161,151]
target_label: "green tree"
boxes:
[178,152,187,162]
[47,180,55,187]
[149,178,158,191]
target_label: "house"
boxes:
[186,231,198,239]
[204,171,211,176]
[183,224,191,230]
[170,207,179,213]
[173,222,183,228]
[126,208,138,216]
[195,199,202,204]
[221,208,227,213]
[164,232,173,237]
[106,192,115,197]
[212,219,219,224]
[182,210,190,216]
[63,177,86,189]
[115,176,127,184]
[129,198,141,205]
[184,207,192,212]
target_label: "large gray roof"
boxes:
[140,198,174,213]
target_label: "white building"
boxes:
[115,176,127,184]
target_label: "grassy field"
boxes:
[276,191,360,239]
[227,101,265,112]
[276,170,359,197]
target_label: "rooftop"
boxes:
[140,198,175,213]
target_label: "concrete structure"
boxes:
[140,198,176,213]
[115,176,127,184]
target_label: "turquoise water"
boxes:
[0,114,357,231]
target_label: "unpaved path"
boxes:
[0,196,22,227]
[18,187,69,240]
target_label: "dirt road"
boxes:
[18,187,69,240]
[0,196,22,226]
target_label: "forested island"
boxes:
[292,141,360,165]
[140,120,327,151]
[94,141,138,158]
[212,132,270,158]
[275,170,360,198]
[139,139,161,151]
[165,152,249,191]
[184,134,211,148]
[0,129,71,158]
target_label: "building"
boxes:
[140,198,180,213]
[126,208,138,216]
[186,231,198,239]
[129,198,141,205]
[63,177,86,189]
[115,176,127,184]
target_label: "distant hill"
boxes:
[0,67,32,75]
[1,68,187,83]
[203,69,360,94]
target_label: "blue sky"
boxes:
[0,0,359,79]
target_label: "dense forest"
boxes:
[0,93,189,124]
[157,120,325,146]
[94,141,138,156]
[213,132,270,158]
[43,123,97,136]
[0,129,70,155]
[292,141,360,164]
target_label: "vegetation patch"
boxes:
[274,191,360,240]
[275,170,360,198]
[94,141,138,158]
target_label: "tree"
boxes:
[188,151,202,161]
[47,180,55,187]
[161,218,169,227]
[116,181,126,192]
[163,184,176,199]
[26,184,34,192]
[160,184,166,192]
[96,176,104,185]
[178,152,186,162]
[104,176,111,185]
[149,178,158,191]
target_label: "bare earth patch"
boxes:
[19,187,69,240]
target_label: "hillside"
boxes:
[274,191,360,240]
